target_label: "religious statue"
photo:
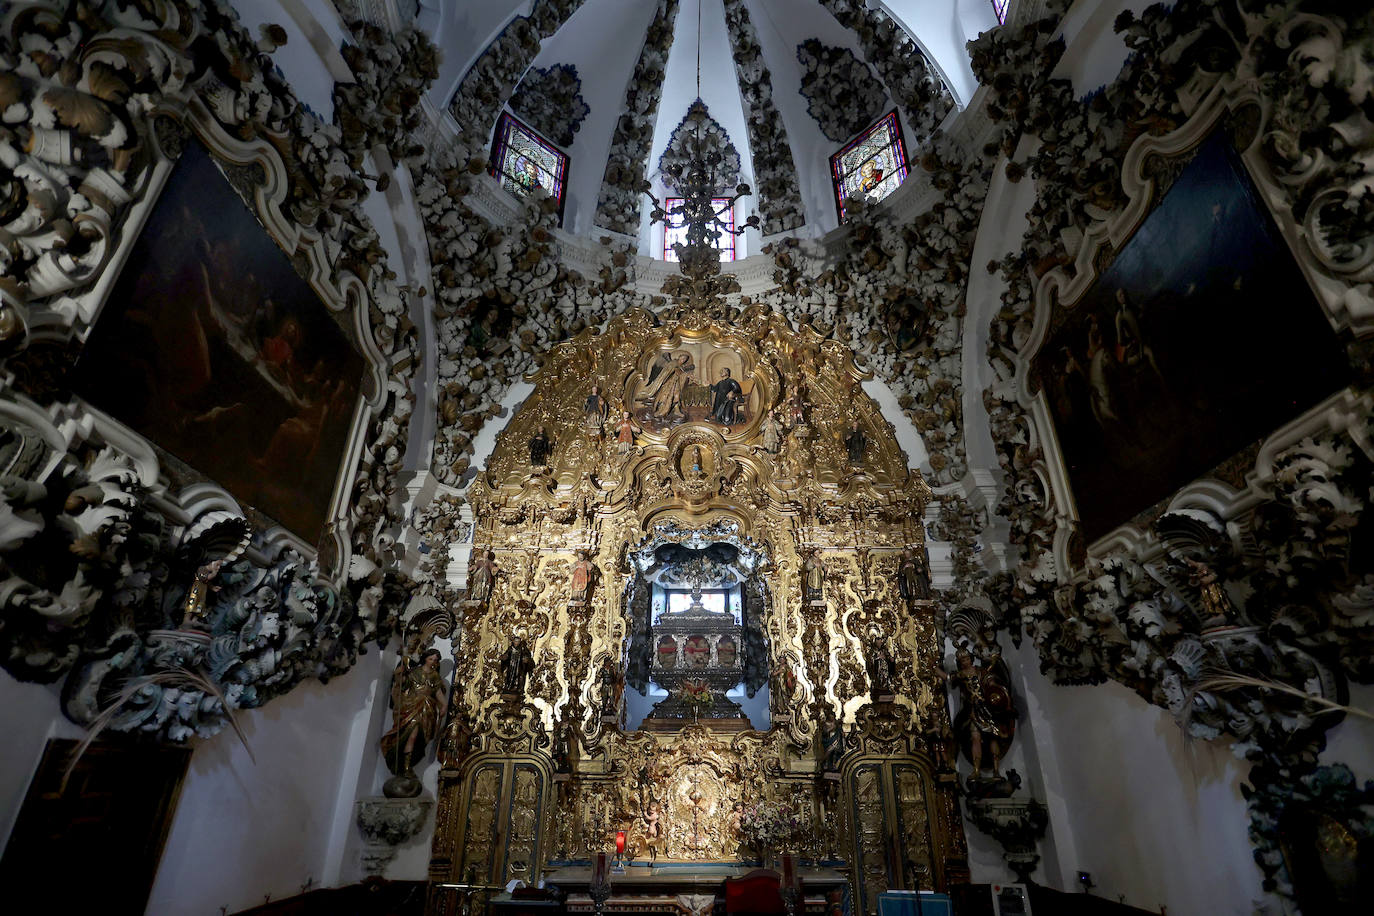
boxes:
[615,411,639,455]
[820,708,846,774]
[570,550,598,605]
[641,352,696,421]
[803,551,825,601]
[499,635,536,697]
[865,636,896,699]
[1183,556,1235,627]
[529,427,553,467]
[583,384,609,432]
[689,445,706,479]
[942,649,1017,785]
[380,647,447,797]
[466,548,499,605]
[597,654,622,718]
[710,368,744,425]
[728,801,744,846]
[552,721,573,774]
[785,387,809,439]
[760,409,782,454]
[897,547,932,602]
[844,421,867,465]
[180,558,225,629]
[438,706,474,771]
[641,800,667,861]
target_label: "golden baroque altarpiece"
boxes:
[425,303,968,912]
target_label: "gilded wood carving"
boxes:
[428,304,965,894]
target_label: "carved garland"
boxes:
[796,39,888,144]
[509,63,591,150]
[0,1,426,741]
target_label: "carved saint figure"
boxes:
[820,709,846,773]
[803,552,825,601]
[597,654,622,717]
[897,547,932,602]
[844,421,867,465]
[583,385,608,431]
[615,411,639,455]
[943,649,1016,778]
[759,409,782,455]
[466,549,499,605]
[552,721,573,774]
[1184,557,1235,627]
[500,636,536,696]
[438,706,474,771]
[689,445,706,480]
[865,637,896,698]
[529,427,553,466]
[180,558,225,629]
[710,368,744,425]
[642,352,695,421]
[380,648,448,784]
[570,550,598,605]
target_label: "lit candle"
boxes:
[615,831,627,854]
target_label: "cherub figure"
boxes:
[642,800,667,861]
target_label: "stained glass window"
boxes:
[830,109,909,223]
[662,197,736,262]
[991,0,1009,25]
[490,111,568,217]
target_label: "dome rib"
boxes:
[817,0,953,146]
[593,0,683,234]
[446,0,588,146]
[721,0,804,235]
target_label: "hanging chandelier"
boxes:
[644,103,758,279]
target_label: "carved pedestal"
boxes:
[356,796,433,874]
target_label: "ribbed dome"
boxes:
[429,0,1001,249]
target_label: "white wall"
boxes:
[1008,642,1268,913]
[145,656,382,915]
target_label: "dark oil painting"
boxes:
[1039,131,1348,542]
[73,140,364,541]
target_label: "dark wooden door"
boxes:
[0,738,191,915]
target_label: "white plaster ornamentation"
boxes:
[592,0,682,235]
[0,1,426,742]
[444,0,588,150]
[657,99,741,196]
[720,0,805,236]
[509,64,591,150]
[796,39,889,144]
[816,0,954,146]
[976,0,1374,763]
[355,795,432,873]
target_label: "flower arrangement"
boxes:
[738,799,802,849]
[679,678,714,716]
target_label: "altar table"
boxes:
[543,864,848,916]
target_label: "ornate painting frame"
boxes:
[1010,85,1369,575]
[11,94,389,570]
[0,0,418,742]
